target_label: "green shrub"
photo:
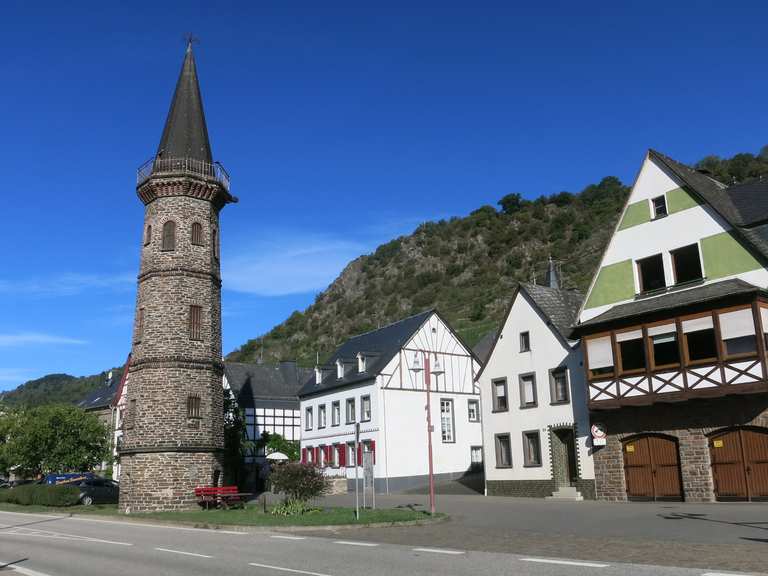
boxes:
[0,484,82,506]
[270,499,319,516]
[270,462,329,503]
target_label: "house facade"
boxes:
[574,149,768,502]
[298,310,483,493]
[478,272,594,499]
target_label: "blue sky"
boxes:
[1,1,767,390]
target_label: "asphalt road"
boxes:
[0,510,757,576]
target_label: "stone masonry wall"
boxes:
[592,395,768,502]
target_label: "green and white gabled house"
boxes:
[573,149,768,502]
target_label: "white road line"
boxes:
[521,558,609,568]
[333,540,379,547]
[0,528,132,546]
[7,564,57,576]
[270,535,307,540]
[69,516,246,535]
[248,562,333,576]
[701,573,750,576]
[413,547,465,555]
[155,547,213,559]
[0,510,63,519]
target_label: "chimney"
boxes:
[545,256,560,289]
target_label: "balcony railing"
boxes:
[137,156,230,192]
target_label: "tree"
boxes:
[4,405,109,476]
[257,432,300,462]
[498,193,527,215]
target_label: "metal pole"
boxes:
[424,354,436,515]
[354,423,360,520]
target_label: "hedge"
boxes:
[0,484,82,506]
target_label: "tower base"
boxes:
[118,451,223,512]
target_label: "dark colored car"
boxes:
[77,477,119,505]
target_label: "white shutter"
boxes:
[587,336,614,369]
[682,316,713,333]
[616,329,643,342]
[648,323,676,337]
[719,308,756,340]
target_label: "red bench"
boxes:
[194,486,251,509]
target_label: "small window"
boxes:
[357,353,367,373]
[495,434,512,468]
[331,401,340,426]
[616,330,646,373]
[305,407,313,430]
[346,442,357,467]
[682,315,718,363]
[336,359,345,379]
[549,368,569,404]
[346,398,356,423]
[144,225,152,246]
[305,446,313,464]
[136,307,144,343]
[318,404,326,428]
[672,244,703,285]
[187,395,201,419]
[470,446,483,470]
[719,308,757,358]
[492,378,508,412]
[440,399,455,443]
[586,335,614,377]
[467,399,480,422]
[637,254,666,293]
[361,395,371,422]
[519,374,537,408]
[189,305,202,341]
[652,195,668,218]
[191,222,204,246]
[520,331,531,352]
[161,221,176,251]
[648,324,680,368]
[523,431,542,467]
[330,444,340,468]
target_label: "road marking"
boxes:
[333,540,378,547]
[69,516,246,535]
[155,547,213,558]
[0,510,63,520]
[7,564,57,576]
[0,528,132,546]
[412,547,465,555]
[271,535,307,540]
[249,562,333,576]
[701,573,751,576]
[521,558,609,568]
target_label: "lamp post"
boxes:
[410,351,444,515]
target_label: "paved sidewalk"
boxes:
[298,492,768,573]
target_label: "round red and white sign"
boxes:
[591,423,607,439]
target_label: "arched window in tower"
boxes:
[144,225,152,246]
[161,221,176,251]
[191,222,204,246]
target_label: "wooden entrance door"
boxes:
[623,435,683,501]
[711,428,768,501]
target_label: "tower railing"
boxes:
[137,156,230,192]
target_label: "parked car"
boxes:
[77,477,119,505]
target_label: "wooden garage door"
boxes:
[711,428,768,501]
[623,435,683,501]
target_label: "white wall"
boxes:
[480,290,594,483]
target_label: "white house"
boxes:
[298,309,483,493]
[478,267,595,500]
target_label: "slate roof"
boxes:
[156,43,213,164]
[649,150,768,261]
[575,278,763,332]
[520,283,583,342]
[472,330,497,365]
[224,361,311,408]
[297,309,435,398]
[76,379,118,411]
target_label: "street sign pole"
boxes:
[354,423,360,520]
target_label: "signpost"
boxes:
[363,451,375,509]
[591,422,607,447]
[354,423,360,520]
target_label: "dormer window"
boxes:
[357,353,367,373]
[315,366,322,385]
[336,359,344,379]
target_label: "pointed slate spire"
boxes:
[545,256,560,289]
[156,42,213,164]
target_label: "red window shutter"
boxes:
[301,448,307,464]
[357,444,363,465]
[314,447,320,465]
[339,445,346,467]
[370,440,376,464]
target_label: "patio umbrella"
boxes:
[266,452,289,461]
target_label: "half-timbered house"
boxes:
[297,309,482,493]
[573,149,768,502]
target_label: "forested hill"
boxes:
[228,147,768,367]
[0,368,123,408]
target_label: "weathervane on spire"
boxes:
[183,32,200,49]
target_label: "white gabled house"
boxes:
[297,309,483,493]
[478,266,595,500]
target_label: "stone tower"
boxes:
[119,43,236,512]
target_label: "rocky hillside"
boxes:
[228,147,768,367]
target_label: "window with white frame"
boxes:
[346,442,356,467]
[652,195,667,218]
[336,359,344,379]
[470,446,483,469]
[440,399,455,443]
[331,401,340,426]
[361,395,371,421]
[346,398,356,423]
[318,404,326,428]
[305,406,313,430]
[467,399,480,422]
[357,353,366,373]
[586,335,614,377]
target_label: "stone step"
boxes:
[545,486,584,501]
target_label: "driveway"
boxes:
[303,492,768,573]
